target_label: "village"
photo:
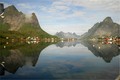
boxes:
[97,36,120,45]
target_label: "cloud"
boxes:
[40,0,120,21]
[51,0,120,14]
[71,10,85,17]
[25,14,32,22]
[41,23,91,35]
[17,3,38,9]
[67,0,120,13]
[40,0,86,20]
[0,2,10,8]
[54,5,70,11]
[41,1,70,13]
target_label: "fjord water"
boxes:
[0,41,119,80]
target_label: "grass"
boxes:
[0,22,10,31]
[0,23,58,42]
[18,23,57,38]
[0,41,53,57]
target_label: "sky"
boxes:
[0,0,120,35]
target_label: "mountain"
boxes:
[3,5,40,31]
[55,31,80,39]
[0,5,55,38]
[80,17,120,39]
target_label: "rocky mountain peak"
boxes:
[30,13,40,28]
[5,5,18,12]
[4,5,20,16]
[103,17,113,23]
[80,17,120,39]
[32,13,37,20]
[2,5,41,30]
[7,5,16,9]
[32,13,36,17]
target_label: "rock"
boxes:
[103,17,113,23]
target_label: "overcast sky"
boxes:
[0,0,120,35]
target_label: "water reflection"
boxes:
[37,41,119,79]
[56,41,120,63]
[80,41,120,63]
[0,42,52,76]
[0,41,119,79]
[56,41,80,48]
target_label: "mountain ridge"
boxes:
[0,4,55,39]
[3,5,40,31]
[55,31,80,39]
[80,17,120,39]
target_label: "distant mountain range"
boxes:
[55,31,80,39]
[0,4,55,39]
[80,17,120,39]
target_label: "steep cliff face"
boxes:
[3,5,24,31]
[30,13,40,28]
[3,5,40,31]
[80,17,120,39]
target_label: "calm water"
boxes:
[0,41,120,80]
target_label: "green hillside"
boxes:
[0,5,57,42]
[18,23,55,38]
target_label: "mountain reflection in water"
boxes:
[80,41,120,63]
[0,42,51,76]
[0,41,119,79]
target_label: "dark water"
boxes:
[0,41,120,80]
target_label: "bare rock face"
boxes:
[3,5,25,31]
[81,17,120,39]
[3,5,40,31]
[103,17,113,23]
[31,13,40,28]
